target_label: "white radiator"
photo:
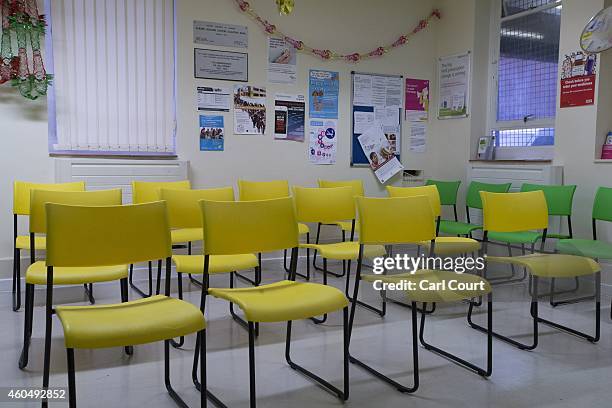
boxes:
[54,158,189,203]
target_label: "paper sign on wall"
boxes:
[560,51,597,108]
[268,38,297,84]
[193,21,248,48]
[234,85,266,135]
[197,86,231,111]
[309,70,340,119]
[358,122,404,184]
[438,52,471,119]
[274,94,305,141]
[309,119,337,165]
[199,115,224,151]
[405,78,429,121]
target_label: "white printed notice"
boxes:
[193,21,248,48]
[409,123,426,153]
[309,119,337,165]
[268,37,297,84]
[197,86,231,111]
[358,122,404,183]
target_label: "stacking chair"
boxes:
[238,179,311,281]
[386,185,481,313]
[44,201,205,408]
[348,195,492,393]
[12,181,85,311]
[556,186,612,310]
[130,180,191,297]
[469,191,601,350]
[295,186,386,320]
[425,179,461,221]
[191,197,349,407]
[19,189,126,370]
[161,187,259,342]
[438,181,511,237]
[314,179,365,278]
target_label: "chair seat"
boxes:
[488,230,542,245]
[173,254,258,275]
[363,270,491,303]
[486,253,600,278]
[171,228,203,244]
[208,280,348,323]
[331,220,359,233]
[300,241,386,261]
[419,237,480,255]
[25,261,128,285]
[556,239,612,259]
[56,295,205,349]
[298,223,309,236]
[15,235,46,250]
[438,220,482,236]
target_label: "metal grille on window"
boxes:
[492,128,555,147]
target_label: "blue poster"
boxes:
[309,70,339,119]
[199,115,224,151]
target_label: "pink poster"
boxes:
[405,78,429,121]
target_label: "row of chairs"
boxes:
[9,178,608,407]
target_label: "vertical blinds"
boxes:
[49,0,176,155]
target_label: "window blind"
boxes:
[48,0,176,156]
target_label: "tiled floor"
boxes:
[1,256,611,407]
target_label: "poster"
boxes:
[274,94,305,141]
[234,85,266,134]
[199,115,224,151]
[405,78,429,121]
[358,122,404,184]
[560,51,597,108]
[193,21,248,48]
[197,86,231,111]
[438,52,471,119]
[309,70,340,119]
[309,119,337,164]
[194,49,248,81]
[268,38,297,84]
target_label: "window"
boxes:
[489,0,561,148]
[47,0,176,156]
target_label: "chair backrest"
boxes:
[593,187,612,222]
[318,179,365,197]
[293,186,355,223]
[13,181,85,215]
[480,191,548,233]
[466,181,512,209]
[386,185,441,217]
[238,179,289,201]
[425,179,461,206]
[520,183,576,216]
[356,196,436,245]
[46,201,172,267]
[159,187,234,229]
[30,189,123,234]
[132,180,191,204]
[200,197,299,255]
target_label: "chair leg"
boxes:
[312,223,345,277]
[165,335,209,408]
[42,278,54,408]
[235,255,260,286]
[170,273,185,348]
[345,260,386,317]
[248,322,257,408]
[128,262,153,298]
[285,308,349,400]
[294,233,311,281]
[228,272,258,336]
[66,348,76,408]
[12,247,21,311]
[419,297,493,377]
[310,258,328,324]
[191,331,225,408]
[18,283,34,369]
[83,283,95,304]
[549,277,592,307]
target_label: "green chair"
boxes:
[487,183,577,285]
[438,181,512,237]
[425,179,461,221]
[556,187,612,310]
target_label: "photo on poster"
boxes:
[309,119,337,165]
[233,85,266,134]
[199,115,224,151]
[274,94,305,141]
[268,38,297,84]
[309,70,340,119]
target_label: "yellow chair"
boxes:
[130,180,191,297]
[295,186,386,321]
[161,187,259,342]
[237,179,312,281]
[44,201,205,407]
[349,196,492,392]
[12,181,85,311]
[470,190,601,350]
[315,179,365,277]
[193,197,348,407]
[18,189,126,370]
